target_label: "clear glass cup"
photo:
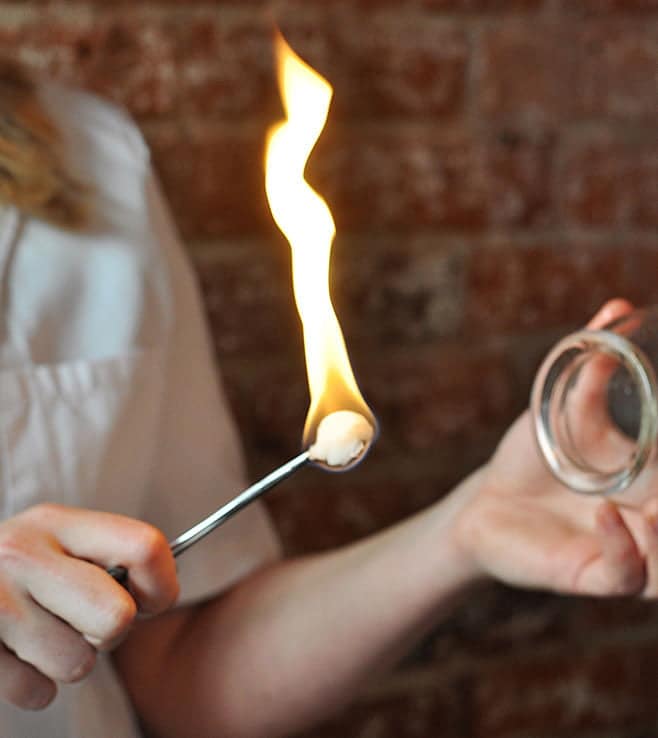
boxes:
[531,307,658,497]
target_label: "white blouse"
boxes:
[0,81,280,738]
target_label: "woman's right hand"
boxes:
[0,503,178,710]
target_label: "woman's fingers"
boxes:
[580,496,658,601]
[16,504,179,616]
[578,502,645,596]
[20,554,137,650]
[0,503,182,713]
[0,587,96,685]
[560,299,637,470]
[46,505,179,615]
[0,644,56,711]
[586,298,634,330]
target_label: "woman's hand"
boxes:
[454,413,648,596]
[0,503,177,710]
[453,299,657,598]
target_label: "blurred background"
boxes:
[5,0,658,735]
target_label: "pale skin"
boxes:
[0,299,656,737]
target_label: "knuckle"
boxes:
[27,503,63,521]
[0,592,22,623]
[131,525,168,566]
[0,532,34,571]
[102,596,137,641]
[20,503,64,531]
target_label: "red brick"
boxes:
[485,128,555,226]
[620,242,658,306]
[7,5,467,122]
[0,8,277,120]
[332,235,465,345]
[1,1,271,4]
[365,343,516,450]
[0,12,179,117]
[309,126,554,232]
[429,586,568,662]
[423,0,543,8]
[193,242,298,358]
[296,682,466,738]
[474,639,658,737]
[479,22,578,124]
[221,354,309,462]
[146,121,273,239]
[328,16,467,118]
[561,133,658,228]
[467,237,658,336]
[563,0,658,13]
[429,585,658,667]
[464,241,637,336]
[564,597,658,636]
[480,20,658,123]
[167,16,274,119]
[275,9,468,119]
[580,23,658,120]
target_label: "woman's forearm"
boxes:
[116,470,485,738]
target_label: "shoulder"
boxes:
[18,82,176,354]
[37,80,150,168]
[35,79,159,235]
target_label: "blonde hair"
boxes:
[0,58,89,231]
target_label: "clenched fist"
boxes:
[0,504,178,710]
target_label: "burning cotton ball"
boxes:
[309,410,374,467]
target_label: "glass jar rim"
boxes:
[531,328,658,496]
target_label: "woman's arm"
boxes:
[114,458,644,738]
[114,471,482,738]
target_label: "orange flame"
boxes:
[264,30,374,446]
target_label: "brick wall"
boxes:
[4,0,658,736]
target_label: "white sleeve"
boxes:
[141,172,282,606]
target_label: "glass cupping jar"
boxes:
[531,307,658,497]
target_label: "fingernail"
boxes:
[26,685,55,710]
